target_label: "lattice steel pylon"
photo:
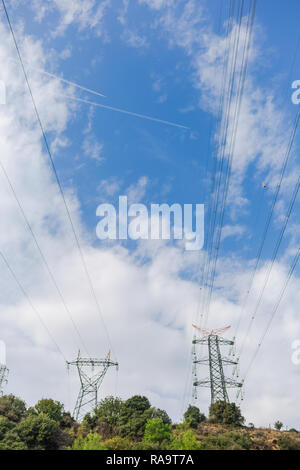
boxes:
[192,325,242,404]
[67,350,118,421]
[0,364,8,396]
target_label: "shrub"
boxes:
[168,429,201,450]
[184,405,206,428]
[0,429,27,450]
[209,401,244,426]
[104,436,132,450]
[274,421,283,431]
[71,432,107,450]
[277,435,300,450]
[143,418,172,445]
[197,433,252,450]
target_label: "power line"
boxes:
[196,0,238,331]
[1,0,116,360]
[202,0,256,331]
[0,251,67,362]
[0,159,90,356]
[202,0,248,325]
[183,0,241,412]
[233,105,300,343]
[9,57,106,98]
[237,247,300,396]
[237,170,300,361]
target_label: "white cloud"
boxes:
[126,176,149,204]
[221,224,246,241]
[82,135,104,162]
[97,177,122,198]
[122,29,148,48]
[30,0,111,36]
[139,0,175,11]
[117,0,130,25]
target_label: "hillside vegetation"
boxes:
[0,393,299,450]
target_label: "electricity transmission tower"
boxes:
[67,351,118,421]
[0,365,8,396]
[192,325,242,404]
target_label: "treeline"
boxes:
[0,393,299,450]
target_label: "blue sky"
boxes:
[1,0,300,427]
[13,0,300,258]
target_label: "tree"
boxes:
[32,399,64,422]
[0,429,27,450]
[150,408,172,425]
[118,395,152,439]
[16,413,60,450]
[121,395,151,415]
[71,432,107,450]
[184,405,206,428]
[0,394,27,423]
[209,401,244,426]
[60,411,75,429]
[143,418,172,444]
[275,421,283,431]
[0,416,14,439]
[92,396,123,427]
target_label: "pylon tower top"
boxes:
[67,350,118,421]
[192,325,242,404]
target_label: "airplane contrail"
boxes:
[59,93,190,130]
[9,58,188,129]
[9,58,106,98]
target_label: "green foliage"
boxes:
[198,432,252,450]
[131,440,161,450]
[1,391,298,451]
[93,396,123,427]
[0,429,28,450]
[277,435,300,450]
[82,412,93,432]
[0,416,14,439]
[121,395,151,414]
[0,394,27,423]
[71,432,107,450]
[168,428,201,450]
[150,407,172,425]
[274,421,283,431]
[104,436,132,450]
[33,399,64,422]
[118,395,152,439]
[143,418,172,444]
[209,401,245,426]
[16,413,60,450]
[184,405,206,428]
[60,411,75,429]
